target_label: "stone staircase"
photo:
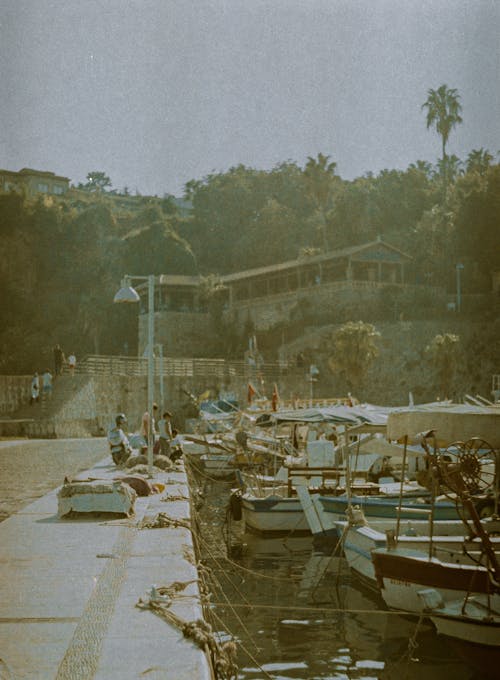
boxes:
[0,375,99,438]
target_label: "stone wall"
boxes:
[0,376,30,415]
[227,281,447,331]
[139,310,212,356]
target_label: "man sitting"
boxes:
[107,413,133,465]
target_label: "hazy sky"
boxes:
[1,0,499,196]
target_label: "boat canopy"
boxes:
[257,404,391,427]
[386,404,500,448]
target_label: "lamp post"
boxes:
[455,263,464,313]
[309,364,319,407]
[114,274,155,476]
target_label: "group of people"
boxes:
[53,344,77,376]
[29,345,77,406]
[107,404,182,466]
[29,370,53,405]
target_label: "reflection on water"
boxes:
[191,475,478,680]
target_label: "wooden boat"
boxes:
[372,543,499,612]
[333,511,496,587]
[239,449,390,536]
[421,591,500,648]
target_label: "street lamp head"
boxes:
[113,285,140,303]
[456,263,464,270]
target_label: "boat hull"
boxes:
[320,494,461,521]
[372,548,493,613]
[241,495,311,536]
[337,520,487,587]
[430,595,500,647]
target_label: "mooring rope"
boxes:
[207,606,276,680]
[139,512,191,530]
[185,457,234,485]
[199,601,417,616]
[136,584,238,680]
[194,539,260,648]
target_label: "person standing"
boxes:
[53,344,65,377]
[67,353,76,376]
[42,369,53,398]
[140,403,158,445]
[30,372,40,405]
[157,410,173,457]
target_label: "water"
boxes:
[0,438,107,521]
[191,475,485,680]
[1,441,491,678]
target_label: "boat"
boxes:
[333,510,497,587]
[200,453,236,479]
[372,542,499,612]
[373,408,500,673]
[421,591,500,648]
[239,451,392,536]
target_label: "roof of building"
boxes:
[221,238,412,283]
[0,167,70,182]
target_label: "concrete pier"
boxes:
[0,452,212,679]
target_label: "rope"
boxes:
[139,512,190,530]
[196,601,415,615]
[137,584,238,680]
[195,561,277,679]
[207,607,275,680]
[393,613,425,679]
[161,493,189,502]
[196,529,305,583]
[194,538,259,647]
[185,456,235,485]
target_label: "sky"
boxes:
[1,0,499,197]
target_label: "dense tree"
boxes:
[327,321,380,395]
[78,171,112,192]
[1,130,499,372]
[425,333,462,398]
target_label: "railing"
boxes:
[77,355,299,380]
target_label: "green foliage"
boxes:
[78,171,112,192]
[422,85,463,191]
[1,117,499,371]
[425,333,462,398]
[327,321,381,393]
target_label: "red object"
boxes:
[271,383,279,411]
[247,382,257,404]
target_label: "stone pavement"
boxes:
[0,455,212,680]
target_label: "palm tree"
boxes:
[303,153,338,251]
[466,148,494,175]
[422,85,463,192]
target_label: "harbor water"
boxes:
[191,473,488,680]
[0,439,492,679]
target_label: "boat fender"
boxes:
[229,490,243,521]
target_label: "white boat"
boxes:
[334,511,500,587]
[372,545,498,612]
[240,442,390,536]
[419,590,500,648]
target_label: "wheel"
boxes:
[439,438,496,496]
